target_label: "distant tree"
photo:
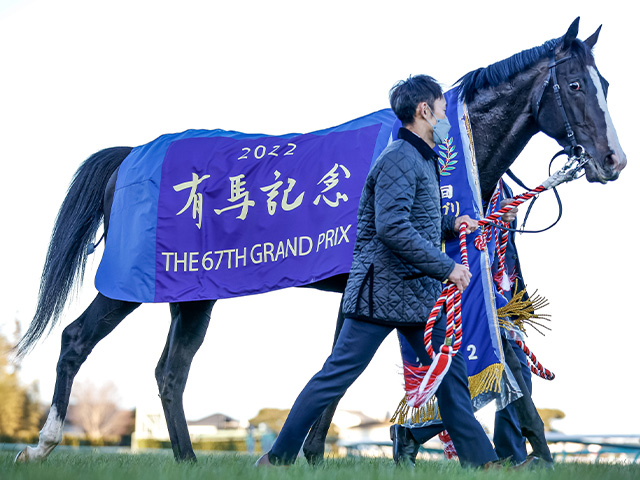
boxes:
[0,325,42,439]
[537,408,566,432]
[68,380,133,441]
[248,408,290,434]
[249,407,339,439]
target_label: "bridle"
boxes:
[532,47,588,160]
[492,47,592,235]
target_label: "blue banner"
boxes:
[95,110,399,302]
[439,88,504,386]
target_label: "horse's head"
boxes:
[534,18,626,183]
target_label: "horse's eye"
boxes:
[569,82,581,91]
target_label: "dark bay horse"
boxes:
[15,18,625,463]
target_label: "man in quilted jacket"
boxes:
[256,75,499,468]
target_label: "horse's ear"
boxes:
[562,17,580,50]
[584,25,602,50]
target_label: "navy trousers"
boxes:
[493,338,531,463]
[269,316,498,467]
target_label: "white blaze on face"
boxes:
[588,66,626,162]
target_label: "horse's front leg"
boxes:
[155,300,214,462]
[15,294,139,462]
[303,299,345,464]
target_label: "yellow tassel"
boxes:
[497,283,551,335]
[468,363,503,398]
[390,396,439,425]
[390,363,503,425]
[390,396,410,424]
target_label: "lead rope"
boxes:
[478,185,556,379]
[477,184,556,380]
[505,329,555,380]
[404,193,550,408]
[404,151,588,408]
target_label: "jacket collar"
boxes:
[397,127,439,163]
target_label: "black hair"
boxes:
[389,75,443,125]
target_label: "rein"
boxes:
[483,147,590,234]
[503,165,563,234]
[494,148,588,235]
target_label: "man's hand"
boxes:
[454,215,478,233]
[500,198,519,223]
[448,263,472,292]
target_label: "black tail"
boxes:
[15,146,133,357]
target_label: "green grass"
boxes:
[2,449,640,480]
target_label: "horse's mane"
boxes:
[456,37,594,103]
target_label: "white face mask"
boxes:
[425,104,451,145]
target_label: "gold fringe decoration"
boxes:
[390,395,439,425]
[468,362,504,398]
[390,363,504,425]
[497,283,552,335]
[390,284,551,425]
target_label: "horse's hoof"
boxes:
[177,455,197,463]
[304,452,324,466]
[14,449,28,463]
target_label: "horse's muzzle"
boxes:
[585,150,626,183]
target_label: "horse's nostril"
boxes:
[605,152,627,173]
[605,154,616,168]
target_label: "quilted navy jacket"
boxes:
[341,128,457,326]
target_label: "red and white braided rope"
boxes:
[439,430,458,460]
[494,228,510,294]
[405,179,555,407]
[475,183,555,380]
[509,332,555,380]
[404,225,469,407]
[480,185,546,226]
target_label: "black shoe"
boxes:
[390,424,420,467]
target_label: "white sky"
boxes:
[0,0,637,437]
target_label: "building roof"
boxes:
[187,413,240,429]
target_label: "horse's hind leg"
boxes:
[501,336,552,463]
[303,300,345,464]
[155,300,215,462]
[15,294,140,462]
